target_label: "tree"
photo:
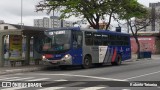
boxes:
[36,0,139,30]
[118,0,151,59]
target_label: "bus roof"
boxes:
[45,27,130,36]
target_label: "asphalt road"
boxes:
[0,59,160,90]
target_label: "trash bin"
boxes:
[143,51,151,58]
[139,51,151,59]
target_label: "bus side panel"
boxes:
[70,48,83,65]
[104,46,116,63]
[99,46,109,63]
[83,46,99,64]
[122,46,131,61]
[103,46,131,63]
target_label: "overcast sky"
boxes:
[0,0,160,26]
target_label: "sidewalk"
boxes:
[131,54,160,61]
[0,54,159,75]
[0,65,47,75]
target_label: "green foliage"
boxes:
[36,0,147,29]
[117,0,148,20]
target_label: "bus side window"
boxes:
[93,33,102,46]
[102,34,108,46]
[73,31,82,48]
[85,32,93,46]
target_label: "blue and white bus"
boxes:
[35,27,131,69]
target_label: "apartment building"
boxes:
[34,16,73,28]
[139,2,160,32]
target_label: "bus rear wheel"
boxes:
[82,55,92,69]
[112,54,122,65]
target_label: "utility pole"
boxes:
[52,10,54,28]
[21,0,23,29]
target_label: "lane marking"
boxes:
[1,87,27,90]
[27,78,49,81]
[38,87,65,90]
[0,77,19,80]
[7,77,34,81]
[54,79,68,81]
[6,69,22,72]
[79,86,106,90]
[31,74,125,81]
[122,89,131,90]
[124,70,160,80]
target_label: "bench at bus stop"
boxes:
[10,60,25,67]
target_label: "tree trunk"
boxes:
[105,12,112,30]
[127,19,141,59]
[134,36,141,59]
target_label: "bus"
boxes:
[34,27,131,69]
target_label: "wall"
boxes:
[0,24,17,30]
[130,36,157,54]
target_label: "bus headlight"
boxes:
[42,55,46,60]
[62,54,72,60]
[65,54,69,58]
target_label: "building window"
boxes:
[4,26,8,30]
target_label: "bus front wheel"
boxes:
[82,55,92,69]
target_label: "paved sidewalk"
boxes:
[0,65,47,75]
[0,54,159,75]
[131,54,160,61]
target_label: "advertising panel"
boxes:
[9,35,22,60]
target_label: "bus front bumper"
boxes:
[42,55,72,66]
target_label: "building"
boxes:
[130,32,160,54]
[130,2,160,54]
[149,2,160,32]
[34,16,73,28]
[135,2,160,32]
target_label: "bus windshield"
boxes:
[41,30,71,52]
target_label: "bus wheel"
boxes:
[112,54,122,65]
[82,55,92,69]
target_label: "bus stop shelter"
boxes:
[0,25,47,67]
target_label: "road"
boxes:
[0,59,160,90]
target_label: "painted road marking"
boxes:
[1,87,27,90]
[0,77,19,81]
[38,87,65,90]
[54,79,68,81]
[79,86,106,90]
[6,77,34,81]
[124,70,160,80]
[5,69,22,72]
[27,78,49,81]
[31,74,125,81]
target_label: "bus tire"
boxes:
[112,54,122,65]
[82,55,92,69]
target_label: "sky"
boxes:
[0,0,160,27]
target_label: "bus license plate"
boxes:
[52,61,57,63]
